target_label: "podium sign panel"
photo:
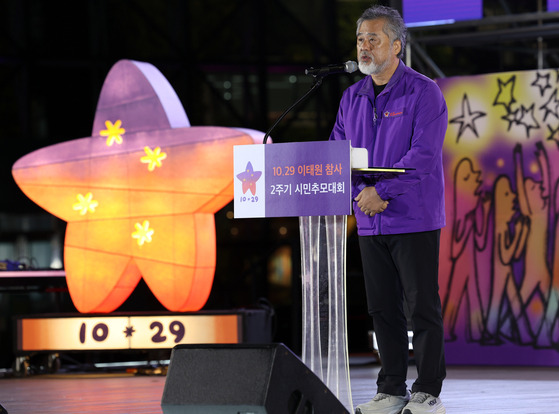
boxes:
[233,141,352,218]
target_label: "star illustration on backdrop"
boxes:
[236,162,262,196]
[539,88,559,123]
[501,108,520,131]
[531,72,552,97]
[517,103,540,138]
[547,124,559,147]
[501,104,540,138]
[493,75,516,112]
[12,60,264,313]
[449,93,487,142]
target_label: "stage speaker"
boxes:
[0,403,7,414]
[161,343,349,414]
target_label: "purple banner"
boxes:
[403,0,482,26]
[264,141,352,217]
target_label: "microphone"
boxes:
[305,61,358,77]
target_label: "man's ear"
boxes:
[393,39,402,56]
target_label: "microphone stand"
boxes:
[262,76,324,144]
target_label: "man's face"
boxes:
[356,18,399,76]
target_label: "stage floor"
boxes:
[1,358,558,413]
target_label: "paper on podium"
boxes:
[351,147,368,169]
[351,146,413,175]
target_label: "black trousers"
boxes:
[358,229,446,397]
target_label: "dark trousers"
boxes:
[358,230,446,397]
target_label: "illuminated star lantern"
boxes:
[12,60,263,313]
[236,162,262,196]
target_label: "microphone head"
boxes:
[345,61,358,73]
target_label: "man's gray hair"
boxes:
[356,5,407,59]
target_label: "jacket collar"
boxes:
[357,60,405,98]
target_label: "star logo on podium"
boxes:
[236,162,262,196]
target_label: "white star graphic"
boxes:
[531,72,552,97]
[450,94,487,142]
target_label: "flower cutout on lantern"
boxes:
[12,60,264,313]
[101,120,125,146]
[73,192,99,215]
[132,220,154,246]
[141,146,167,171]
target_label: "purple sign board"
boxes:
[403,0,482,27]
[233,141,352,218]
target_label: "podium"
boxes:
[234,140,368,411]
[299,214,351,409]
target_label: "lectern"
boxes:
[234,140,368,411]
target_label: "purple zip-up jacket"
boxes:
[330,61,447,236]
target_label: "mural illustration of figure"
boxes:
[484,174,529,344]
[542,177,559,348]
[514,142,552,346]
[437,68,559,365]
[443,158,491,342]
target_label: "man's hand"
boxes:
[355,186,388,216]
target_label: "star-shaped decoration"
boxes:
[141,146,167,171]
[493,75,516,112]
[547,123,559,148]
[517,103,540,138]
[124,325,136,338]
[449,93,487,142]
[531,72,552,97]
[502,104,540,138]
[501,108,520,131]
[236,162,262,196]
[72,192,99,215]
[101,120,125,146]
[12,60,264,313]
[539,88,559,123]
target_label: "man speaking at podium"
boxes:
[329,5,447,414]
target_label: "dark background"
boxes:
[1,0,558,369]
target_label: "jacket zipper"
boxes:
[373,102,380,234]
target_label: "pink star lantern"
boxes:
[12,60,264,313]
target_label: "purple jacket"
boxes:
[330,61,447,236]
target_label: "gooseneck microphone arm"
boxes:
[262,77,324,144]
[262,61,357,144]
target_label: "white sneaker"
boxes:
[402,392,445,414]
[355,390,411,414]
